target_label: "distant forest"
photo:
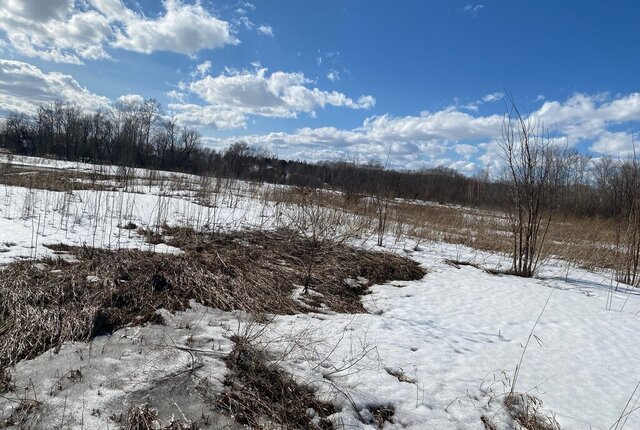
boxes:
[0,99,636,219]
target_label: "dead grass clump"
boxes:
[121,404,197,430]
[137,227,165,245]
[370,404,395,429]
[215,336,335,429]
[504,392,561,430]
[0,164,115,192]
[0,228,424,368]
[121,404,158,430]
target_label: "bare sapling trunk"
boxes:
[375,171,390,247]
[499,99,560,277]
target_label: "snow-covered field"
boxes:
[1,156,639,429]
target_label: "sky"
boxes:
[0,0,639,174]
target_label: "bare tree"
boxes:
[615,148,640,287]
[499,99,559,277]
[285,188,353,293]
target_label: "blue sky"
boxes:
[0,0,639,173]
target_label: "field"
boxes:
[1,154,639,430]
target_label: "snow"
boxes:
[1,303,243,429]
[250,240,640,429]
[0,177,280,265]
[1,155,640,429]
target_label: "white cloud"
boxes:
[235,2,255,14]
[481,92,504,103]
[590,131,637,157]
[326,70,340,81]
[167,103,246,129]
[193,60,212,77]
[463,4,484,16]
[454,143,478,156]
[533,92,640,142]
[116,93,145,105]
[171,67,375,128]
[166,90,186,102]
[0,59,110,113]
[109,0,238,56]
[235,16,254,30]
[199,108,502,168]
[2,0,75,22]
[201,92,640,171]
[0,0,238,63]
[363,109,502,142]
[257,25,273,37]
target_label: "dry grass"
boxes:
[370,404,396,429]
[0,163,116,192]
[266,186,625,275]
[504,392,561,430]
[120,404,197,430]
[213,335,335,429]
[0,228,424,375]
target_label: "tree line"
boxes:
[0,98,637,221]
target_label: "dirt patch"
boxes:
[0,228,424,374]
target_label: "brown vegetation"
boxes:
[214,336,335,429]
[119,404,197,430]
[0,228,424,375]
[504,392,561,430]
[0,163,115,192]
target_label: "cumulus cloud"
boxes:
[202,92,640,171]
[0,59,110,113]
[533,92,640,144]
[116,93,145,105]
[590,131,638,157]
[108,0,238,55]
[454,143,479,156]
[167,103,246,129]
[169,67,376,129]
[0,0,237,63]
[199,108,502,169]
